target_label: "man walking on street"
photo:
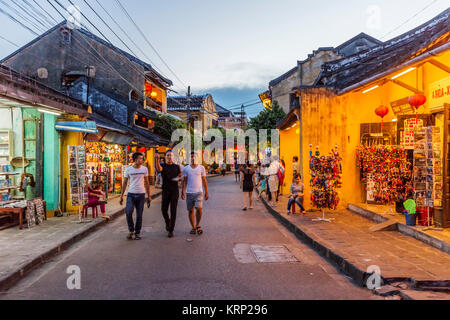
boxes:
[120,152,152,240]
[182,152,209,235]
[156,150,182,238]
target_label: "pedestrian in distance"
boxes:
[287,174,305,215]
[181,152,209,236]
[156,150,183,238]
[234,158,240,182]
[120,152,152,240]
[241,161,256,211]
[268,156,284,207]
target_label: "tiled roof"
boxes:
[315,8,450,90]
[167,94,209,111]
[215,103,234,117]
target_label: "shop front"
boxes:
[83,129,131,199]
[277,32,450,228]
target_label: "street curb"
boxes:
[0,191,162,293]
[348,204,450,255]
[259,197,369,287]
[260,197,450,292]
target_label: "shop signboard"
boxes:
[429,76,450,111]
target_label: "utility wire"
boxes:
[21,0,57,27]
[32,0,59,24]
[0,5,39,36]
[11,0,52,30]
[114,0,188,90]
[87,0,171,82]
[380,0,439,40]
[0,0,46,33]
[0,34,19,47]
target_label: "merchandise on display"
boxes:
[68,145,88,222]
[357,145,413,205]
[309,145,342,211]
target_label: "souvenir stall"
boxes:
[85,142,126,198]
[309,145,342,223]
[68,145,89,222]
[357,145,413,210]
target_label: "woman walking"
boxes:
[241,161,256,211]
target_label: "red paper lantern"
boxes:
[408,94,426,109]
[375,105,389,119]
[375,105,389,132]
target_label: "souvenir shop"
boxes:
[357,98,448,228]
[82,128,131,199]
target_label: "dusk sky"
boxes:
[0,0,448,116]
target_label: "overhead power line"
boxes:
[0,4,39,36]
[31,0,59,24]
[380,0,439,40]
[114,0,188,90]
[0,34,19,47]
[11,0,52,30]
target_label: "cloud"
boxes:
[194,61,281,90]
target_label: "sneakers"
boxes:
[134,234,142,240]
[287,211,291,215]
[127,232,134,240]
[168,231,174,238]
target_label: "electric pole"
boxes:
[240,104,244,128]
[187,86,191,132]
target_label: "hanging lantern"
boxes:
[408,93,426,120]
[408,94,427,109]
[375,105,389,132]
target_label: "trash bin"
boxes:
[404,211,417,226]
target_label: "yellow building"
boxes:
[277,9,450,226]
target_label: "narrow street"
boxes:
[1,175,377,300]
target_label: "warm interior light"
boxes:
[362,85,379,94]
[38,108,62,116]
[151,91,157,97]
[391,67,416,80]
[392,119,398,122]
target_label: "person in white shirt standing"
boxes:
[267,155,284,207]
[120,152,152,240]
[181,151,209,235]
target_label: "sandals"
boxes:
[190,228,197,235]
[196,226,203,235]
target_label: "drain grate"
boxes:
[250,245,299,263]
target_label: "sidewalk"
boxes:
[259,194,450,295]
[0,192,161,292]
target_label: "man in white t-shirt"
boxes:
[182,152,209,235]
[120,152,152,240]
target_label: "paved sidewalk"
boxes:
[0,193,161,292]
[259,194,450,288]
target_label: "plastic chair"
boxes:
[83,204,98,219]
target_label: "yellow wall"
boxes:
[62,130,83,214]
[279,124,300,195]
[280,49,450,210]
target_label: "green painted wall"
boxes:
[22,108,39,200]
[43,114,59,211]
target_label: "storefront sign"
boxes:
[429,76,450,110]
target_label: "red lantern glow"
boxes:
[375,105,389,119]
[138,147,146,153]
[408,94,426,109]
[375,105,389,132]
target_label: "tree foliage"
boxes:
[154,114,186,140]
[247,101,286,131]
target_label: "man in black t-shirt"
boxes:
[155,150,182,238]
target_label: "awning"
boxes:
[55,121,98,133]
[100,131,133,145]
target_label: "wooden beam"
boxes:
[390,79,423,94]
[427,59,450,74]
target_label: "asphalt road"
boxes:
[1,175,378,300]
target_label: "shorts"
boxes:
[268,175,279,193]
[186,192,203,211]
